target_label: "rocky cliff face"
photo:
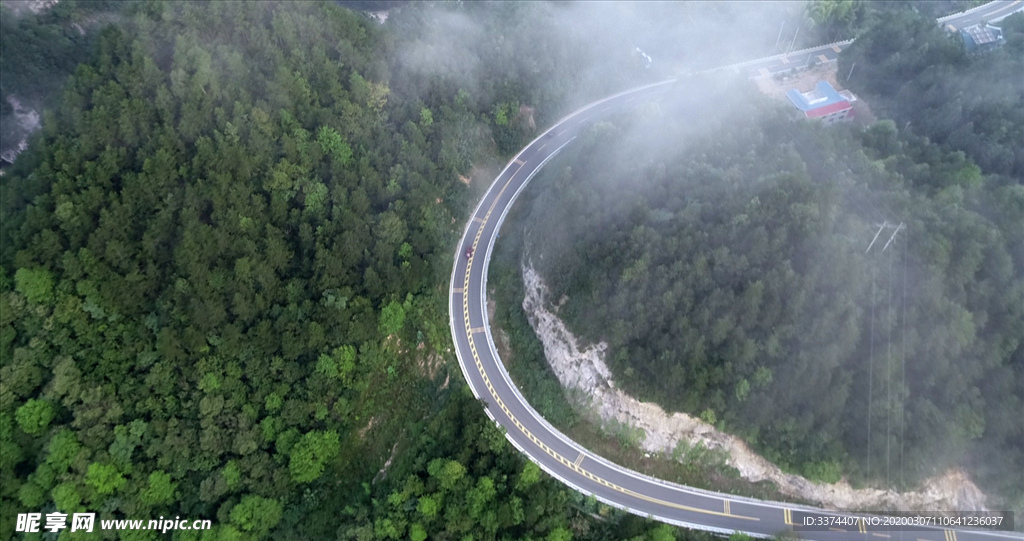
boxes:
[1,0,60,16]
[520,262,989,512]
[1,95,42,166]
[0,0,59,167]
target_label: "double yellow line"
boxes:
[459,160,757,522]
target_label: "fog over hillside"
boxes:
[506,55,1022,516]
[2,1,1019,539]
[385,1,805,125]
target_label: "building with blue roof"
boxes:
[786,81,854,124]
[961,24,1004,52]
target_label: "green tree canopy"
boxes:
[289,430,340,484]
[15,398,54,435]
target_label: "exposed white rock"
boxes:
[1,0,59,16]
[1,95,42,165]
[521,261,990,513]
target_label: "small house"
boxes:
[786,81,854,124]
[961,24,1004,52]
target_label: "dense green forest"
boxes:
[839,11,1024,182]
[800,0,981,45]
[0,0,124,98]
[0,1,126,160]
[518,70,1023,506]
[4,0,1021,538]
[0,2,708,539]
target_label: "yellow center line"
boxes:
[859,518,867,533]
[832,44,842,53]
[458,159,758,522]
[873,534,890,538]
[724,500,731,515]
[831,528,846,532]
[574,452,585,467]
[470,327,485,333]
[818,54,829,63]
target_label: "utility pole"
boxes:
[882,223,904,252]
[865,222,888,254]
[787,26,800,54]
[775,20,786,51]
[866,222,903,254]
[846,62,856,81]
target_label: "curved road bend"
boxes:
[449,2,1024,539]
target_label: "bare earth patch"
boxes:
[754,61,850,101]
[1,0,59,16]
[521,262,990,513]
[373,441,400,484]
[358,416,377,439]
[753,60,877,125]
[517,104,537,132]
[416,346,443,381]
[1,95,42,165]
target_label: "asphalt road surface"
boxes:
[710,0,1023,79]
[939,0,1024,28]
[449,2,1024,539]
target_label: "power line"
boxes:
[865,222,888,254]
[865,222,903,254]
[787,25,801,54]
[864,221,903,484]
[867,263,875,480]
[882,223,904,252]
[900,228,908,489]
[886,238,895,487]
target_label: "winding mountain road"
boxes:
[448,2,1023,539]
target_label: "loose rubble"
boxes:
[520,262,989,512]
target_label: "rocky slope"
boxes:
[520,262,990,512]
[1,96,41,166]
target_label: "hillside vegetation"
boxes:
[521,73,1023,500]
[0,2,694,539]
[839,11,1024,182]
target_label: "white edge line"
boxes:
[447,44,1024,539]
[938,0,1018,22]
